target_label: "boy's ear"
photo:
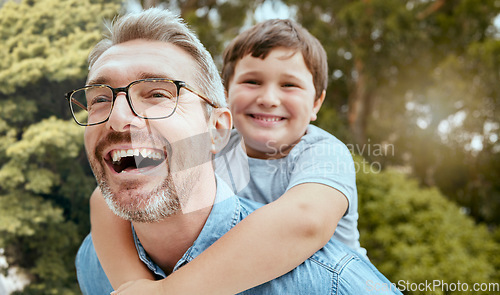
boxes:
[310,90,326,121]
[208,107,232,154]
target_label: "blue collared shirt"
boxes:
[76,176,402,294]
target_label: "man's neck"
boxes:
[132,168,217,274]
[133,206,212,274]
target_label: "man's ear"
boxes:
[310,90,326,121]
[208,107,232,154]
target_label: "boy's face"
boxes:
[227,48,324,159]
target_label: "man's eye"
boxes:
[90,95,112,105]
[145,90,175,99]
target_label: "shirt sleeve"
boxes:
[285,136,357,212]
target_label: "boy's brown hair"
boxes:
[222,19,328,100]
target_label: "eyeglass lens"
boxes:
[70,80,179,125]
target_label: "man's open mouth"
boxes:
[106,148,166,173]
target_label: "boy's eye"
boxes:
[283,83,298,88]
[243,80,260,85]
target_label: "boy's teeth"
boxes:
[254,115,281,121]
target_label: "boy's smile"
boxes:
[248,113,286,127]
[227,47,324,159]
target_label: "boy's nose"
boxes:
[256,87,281,108]
[105,93,146,132]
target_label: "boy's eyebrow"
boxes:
[235,69,259,76]
[281,73,302,80]
[275,72,307,83]
[235,72,306,84]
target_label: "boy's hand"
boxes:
[111,279,165,295]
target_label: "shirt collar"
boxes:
[133,174,240,278]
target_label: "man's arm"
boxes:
[114,182,347,294]
[90,187,155,289]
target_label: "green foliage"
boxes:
[0,116,95,293]
[1,117,85,192]
[0,0,121,94]
[0,192,63,237]
[356,157,499,294]
[0,0,120,293]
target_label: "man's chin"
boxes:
[99,180,182,223]
[101,185,147,208]
[102,190,153,222]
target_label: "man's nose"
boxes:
[256,86,281,108]
[105,93,145,132]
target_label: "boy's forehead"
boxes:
[238,48,310,73]
[243,46,299,61]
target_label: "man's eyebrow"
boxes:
[86,77,109,86]
[137,72,174,80]
[86,72,174,86]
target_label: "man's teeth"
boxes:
[111,149,162,162]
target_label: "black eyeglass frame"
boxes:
[65,78,218,126]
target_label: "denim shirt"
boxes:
[76,176,402,295]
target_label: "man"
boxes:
[71,7,401,295]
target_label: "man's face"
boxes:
[84,39,212,222]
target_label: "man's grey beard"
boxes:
[96,169,196,223]
[87,129,209,222]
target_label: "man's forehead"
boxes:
[88,39,198,85]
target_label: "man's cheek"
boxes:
[83,129,93,153]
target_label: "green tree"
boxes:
[356,157,500,294]
[0,0,120,293]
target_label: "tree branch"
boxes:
[417,0,446,20]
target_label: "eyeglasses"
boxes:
[65,78,218,126]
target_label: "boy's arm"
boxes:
[115,182,347,294]
[90,187,155,289]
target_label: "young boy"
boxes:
[93,18,366,294]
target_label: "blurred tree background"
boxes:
[0,0,498,294]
